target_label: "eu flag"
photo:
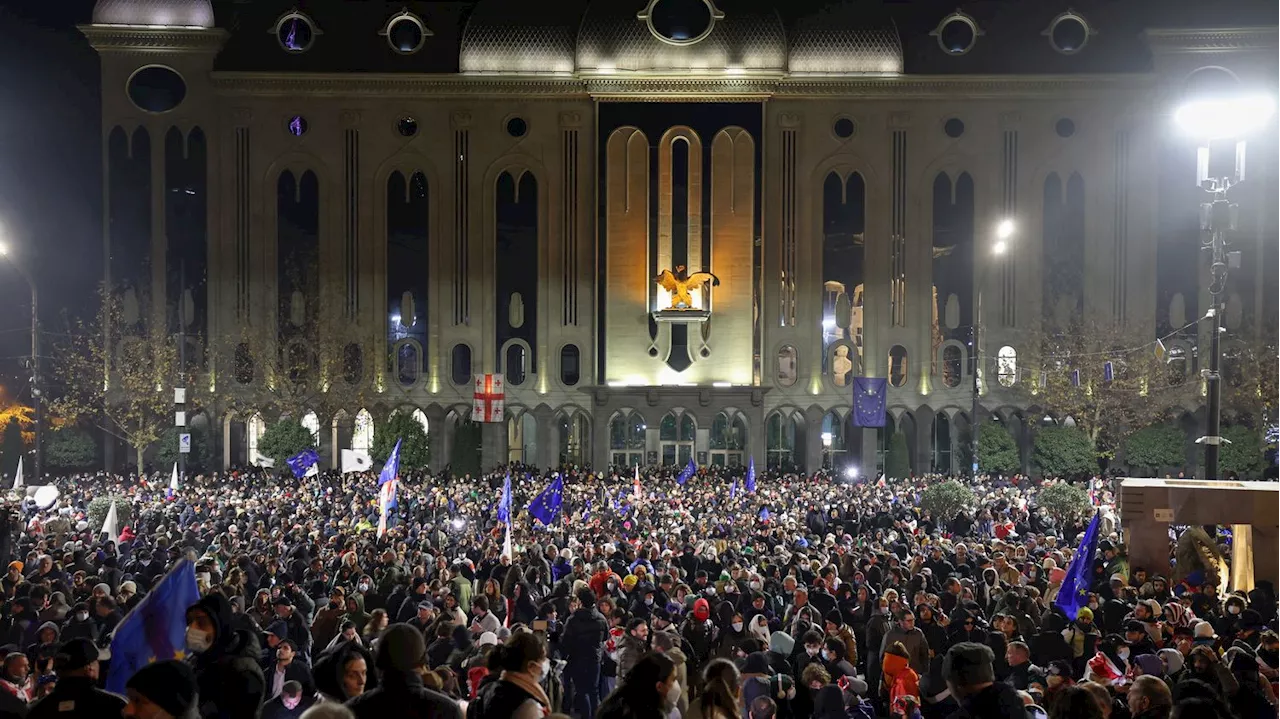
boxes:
[379,438,402,511]
[497,472,512,524]
[852,377,888,427]
[528,475,564,525]
[729,478,739,501]
[676,458,696,486]
[287,448,320,478]
[106,559,200,694]
[1054,511,1101,621]
[745,456,756,493]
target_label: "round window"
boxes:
[1055,118,1076,138]
[288,116,308,137]
[276,13,316,53]
[1048,13,1091,54]
[506,117,528,138]
[398,117,419,137]
[833,117,855,139]
[642,0,720,46]
[386,14,426,54]
[936,15,977,55]
[127,66,186,114]
[944,118,965,138]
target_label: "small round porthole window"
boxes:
[1046,11,1092,55]
[126,66,186,114]
[639,0,723,46]
[933,12,980,55]
[944,118,965,138]
[833,117,856,139]
[274,12,317,53]
[383,11,429,55]
[506,117,528,138]
[1055,118,1076,138]
[288,116,308,137]
[398,117,419,137]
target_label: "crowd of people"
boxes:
[0,462,1271,719]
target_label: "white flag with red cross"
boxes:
[472,373,505,423]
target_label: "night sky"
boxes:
[0,0,101,393]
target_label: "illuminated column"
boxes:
[603,127,650,383]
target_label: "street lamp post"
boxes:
[1174,85,1274,480]
[0,244,40,481]
[970,218,1014,478]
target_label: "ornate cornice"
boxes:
[209,72,1157,101]
[1142,27,1278,54]
[78,25,228,53]
[210,73,589,99]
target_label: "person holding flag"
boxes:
[745,456,756,493]
[676,457,697,486]
[1055,510,1102,621]
[286,448,320,479]
[377,439,402,538]
[498,471,513,559]
[528,474,564,526]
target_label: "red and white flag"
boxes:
[634,466,642,501]
[472,374,505,423]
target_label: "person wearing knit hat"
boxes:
[941,642,1025,717]
[345,624,462,719]
[26,638,126,718]
[123,659,199,719]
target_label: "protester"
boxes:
[26,638,125,718]
[121,660,199,719]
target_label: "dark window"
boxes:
[938,16,976,54]
[1050,15,1089,54]
[506,117,528,138]
[648,0,712,42]
[560,344,580,386]
[342,343,362,385]
[288,116,308,137]
[942,345,963,388]
[889,345,909,387]
[506,344,527,386]
[944,118,965,138]
[234,343,253,384]
[833,118,855,139]
[451,344,472,385]
[397,343,419,386]
[387,17,425,54]
[398,117,418,137]
[1055,118,1076,138]
[127,67,186,114]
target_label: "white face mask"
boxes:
[538,660,550,679]
[665,680,681,708]
[732,622,743,632]
[749,581,762,591]
[185,626,212,653]
[822,650,833,662]
[75,612,88,622]
[1118,648,1130,661]
[1229,606,1241,615]
[358,583,370,593]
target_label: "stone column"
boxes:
[861,428,879,478]
[804,412,823,475]
[481,422,508,471]
[426,406,447,471]
[535,405,555,469]
[915,414,933,474]
[592,411,610,471]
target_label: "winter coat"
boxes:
[560,606,609,669]
[26,676,125,719]
[346,670,464,719]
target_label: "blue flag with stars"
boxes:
[379,438,401,511]
[286,448,320,478]
[676,457,697,486]
[497,472,512,524]
[528,475,564,525]
[746,456,756,493]
[729,478,739,501]
[1054,511,1101,621]
[106,559,200,694]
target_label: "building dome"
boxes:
[460,0,579,75]
[91,0,215,28]
[577,0,786,75]
[788,4,902,75]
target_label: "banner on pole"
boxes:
[472,373,505,423]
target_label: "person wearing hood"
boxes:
[446,623,476,676]
[340,595,369,635]
[344,623,463,719]
[25,623,59,678]
[312,641,376,704]
[36,593,69,625]
[560,587,609,719]
[184,592,266,719]
[27,637,126,719]
[681,598,715,677]
[715,611,748,659]
[123,659,202,719]
[864,595,893,694]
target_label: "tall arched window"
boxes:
[353,409,374,453]
[560,344,580,386]
[396,342,420,387]
[451,344,472,385]
[821,411,846,469]
[997,346,1017,387]
[710,411,747,466]
[660,412,695,466]
[411,408,429,436]
[889,345,909,387]
[609,411,646,467]
[766,411,800,471]
[505,344,527,386]
[942,345,963,388]
[822,171,866,377]
[776,345,797,387]
[248,413,267,466]
[302,411,320,446]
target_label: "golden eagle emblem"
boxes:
[655,265,720,310]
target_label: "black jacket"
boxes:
[26,676,126,719]
[560,607,608,669]
[260,693,317,719]
[945,682,1027,719]
[192,628,267,718]
[345,671,464,719]
[466,677,538,719]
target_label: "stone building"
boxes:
[82,0,1278,474]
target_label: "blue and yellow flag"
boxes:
[106,559,200,693]
[528,475,564,525]
[1054,511,1101,621]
